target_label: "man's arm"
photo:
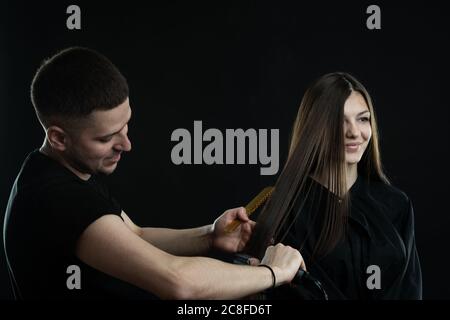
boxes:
[76,214,302,299]
[137,225,213,256]
[120,208,254,256]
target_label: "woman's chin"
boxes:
[345,156,361,166]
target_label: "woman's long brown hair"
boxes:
[246,72,390,260]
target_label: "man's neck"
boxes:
[39,141,91,181]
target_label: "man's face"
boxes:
[65,98,132,176]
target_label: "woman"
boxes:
[246,72,422,299]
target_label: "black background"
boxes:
[1,1,449,299]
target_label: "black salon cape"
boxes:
[279,175,422,300]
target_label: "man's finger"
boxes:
[235,207,248,222]
[301,259,307,272]
[241,223,252,235]
[248,257,260,266]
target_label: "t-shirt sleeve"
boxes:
[41,181,123,254]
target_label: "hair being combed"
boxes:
[246,72,389,261]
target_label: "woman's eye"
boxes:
[359,117,370,122]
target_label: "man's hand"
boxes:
[261,244,305,286]
[211,207,256,253]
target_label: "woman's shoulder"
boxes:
[366,178,409,202]
[360,177,412,223]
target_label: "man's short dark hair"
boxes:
[31,47,129,128]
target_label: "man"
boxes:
[3,47,305,299]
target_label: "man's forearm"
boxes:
[139,225,213,256]
[168,255,275,299]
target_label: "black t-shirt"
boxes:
[280,175,422,299]
[3,149,156,299]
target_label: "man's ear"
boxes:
[46,126,69,151]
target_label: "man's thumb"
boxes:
[248,257,260,266]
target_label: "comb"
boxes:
[224,186,274,233]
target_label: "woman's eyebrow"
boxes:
[357,111,370,116]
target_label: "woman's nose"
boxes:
[345,121,360,138]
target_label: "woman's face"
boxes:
[343,91,372,165]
